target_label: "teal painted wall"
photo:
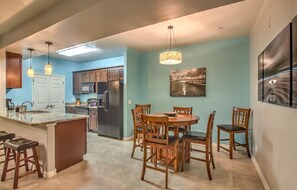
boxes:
[6,56,80,105]
[144,37,250,142]
[124,49,148,137]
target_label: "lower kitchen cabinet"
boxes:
[89,108,98,132]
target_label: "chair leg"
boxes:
[217,128,220,152]
[210,141,215,169]
[233,133,236,150]
[174,141,178,172]
[1,148,11,181]
[13,152,21,189]
[205,145,212,180]
[131,133,137,158]
[245,131,251,158]
[181,141,185,172]
[187,142,191,163]
[229,132,234,159]
[141,143,147,180]
[165,163,169,189]
[23,150,30,171]
[32,147,42,177]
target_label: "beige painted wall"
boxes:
[250,0,297,189]
[0,49,6,111]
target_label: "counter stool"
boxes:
[0,131,15,164]
[1,138,43,189]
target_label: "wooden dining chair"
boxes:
[135,104,151,114]
[217,107,251,159]
[181,111,216,180]
[169,106,193,134]
[131,108,144,158]
[141,114,179,189]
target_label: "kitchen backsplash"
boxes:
[76,93,97,103]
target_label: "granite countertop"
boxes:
[0,111,88,126]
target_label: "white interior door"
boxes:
[49,76,65,112]
[33,74,65,112]
[32,75,50,111]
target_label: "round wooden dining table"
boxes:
[145,113,200,171]
[147,113,200,137]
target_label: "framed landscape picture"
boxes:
[170,68,206,97]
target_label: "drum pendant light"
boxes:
[27,48,35,77]
[44,41,53,75]
[160,25,182,65]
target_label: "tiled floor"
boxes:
[0,132,264,190]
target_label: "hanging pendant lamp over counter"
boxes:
[44,41,53,75]
[27,48,35,77]
[159,25,182,65]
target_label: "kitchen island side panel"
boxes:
[55,118,87,172]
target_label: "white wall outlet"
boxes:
[128,100,132,105]
[255,145,258,153]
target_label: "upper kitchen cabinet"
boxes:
[81,71,90,83]
[95,69,107,82]
[89,70,96,82]
[73,72,82,94]
[108,67,123,81]
[6,52,22,89]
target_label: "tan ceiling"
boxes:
[1,0,264,63]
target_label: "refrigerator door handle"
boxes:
[104,90,108,112]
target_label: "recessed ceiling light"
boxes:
[218,26,224,30]
[57,44,99,57]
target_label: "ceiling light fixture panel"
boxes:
[57,44,99,57]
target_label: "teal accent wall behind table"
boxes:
[77,56,124,102]
[124,49,148,137]
[6,56,81,105]
[144,37,250,143]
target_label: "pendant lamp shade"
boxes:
[27,48,35,77]
[44,41,53,75]
[159,25,182,65]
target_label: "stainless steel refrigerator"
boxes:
[97,81,123,139]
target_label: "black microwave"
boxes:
[81,82,96,94]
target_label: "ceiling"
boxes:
[0,0,263,63]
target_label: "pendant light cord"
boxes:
[47,43,50,64]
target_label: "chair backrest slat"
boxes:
[206,111,216,141]
[232,107,251,129]
[135,104,151,114]
[173,106,192,114]
[131,108,143,130]
[141,114,169,145]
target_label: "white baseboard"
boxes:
[252,155,270,190]
[43,169,57,178]
[123,135,133,141]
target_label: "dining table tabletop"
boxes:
[146,113,200,136]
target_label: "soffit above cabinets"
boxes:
[1,0,263,63]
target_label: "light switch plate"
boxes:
[128,100,132,105]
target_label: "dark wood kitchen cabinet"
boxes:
[88,108,98,132]
[108,67,123,81]
[89,70,96,82]
[73,72,82,94]
[95,69,107,82]
[6,52,22,88]
[81,71,89,83]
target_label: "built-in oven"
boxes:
[82,82,96,94]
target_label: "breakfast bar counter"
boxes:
[0,111,88,178]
